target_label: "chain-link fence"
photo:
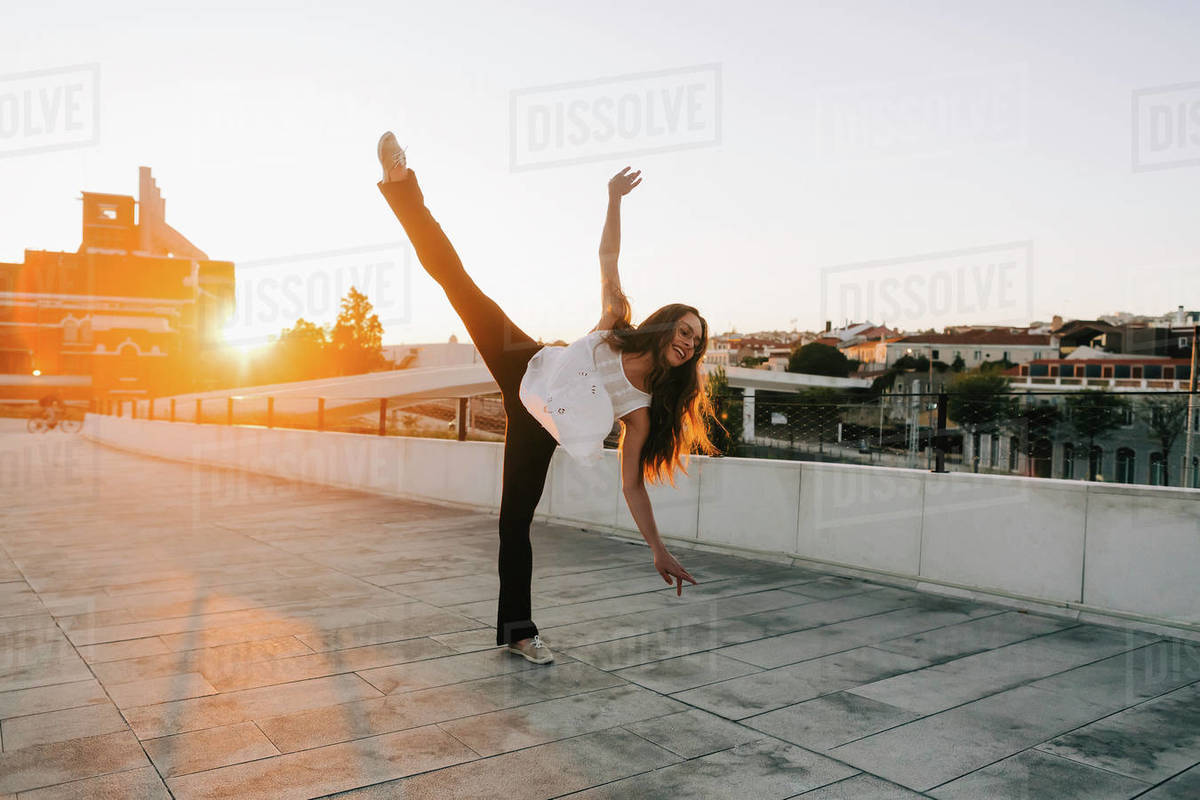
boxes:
[723,389,1200,489]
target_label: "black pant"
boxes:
[378,172,557,647]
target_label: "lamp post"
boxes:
[1184,323,1198,488]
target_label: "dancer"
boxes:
[376,133,725,665]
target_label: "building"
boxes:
[706,333,794,369]
[885,330,1056,370]
[382,335,483,369]
[0,168,234,403]
[1057,308,1199,359]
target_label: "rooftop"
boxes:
[1,420,1197,798]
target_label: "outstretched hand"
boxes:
[608,166,642,198]
[654,549,697,597]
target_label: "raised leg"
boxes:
[378,172,541,401]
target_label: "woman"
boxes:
[376,132,725,665]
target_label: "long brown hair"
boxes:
[599,293,727,486]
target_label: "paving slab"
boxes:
[622,708,763,758]
[143,721,280,778]
[743,690,921,751]
[16,766,171,799]
[1137,764,1200,799]
[0,702,128,751]
[0,730,149,795]
[560,737,859,799]
[674,646,932,719]
[165,723,476,800]
[927,748,1151,799]
[1035,682,1200,783]
[437,683,687,756]
[790,774,929,798]
[318,728,682,799]
[829,684,1122,791]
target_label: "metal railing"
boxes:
[100,393,508,442]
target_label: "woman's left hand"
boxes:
[654,549,697,597]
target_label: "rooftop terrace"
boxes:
[1,420,1198,798]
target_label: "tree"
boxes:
[705,365,743,456]
[1063,389,1130,481]
[329,287,388,376]
[788,342,852,377]
[1139,395,1189,486]
[1009,403,1061,476]
[947,372,1017,470]
[951,353,966,372]
[270,318,332,383]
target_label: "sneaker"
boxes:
[508,634,554,664]
[377,131,408,182]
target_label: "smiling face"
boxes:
[665,312,704,367]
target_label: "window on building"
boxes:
[1062,442,1075,479]
[932,350,940,359]
[1122,406,1135,426]
[1116,448,1136,484]
[989,433,1000,467]
[1193,457,1199,489]
[1008,436,1019,471]
[99,204,118,220]
[1003,351,1009,360]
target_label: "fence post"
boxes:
[196,399,202,424]
[170,398,176,422]
[932,392,948,473]
[456,397,468,441]
[267,397,274,429]
[379,398,388,436]
[317,397,325,432]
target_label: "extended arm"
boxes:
[594,167,642,332]
[619,407,697,596]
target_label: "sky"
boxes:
[2,0,1199,348]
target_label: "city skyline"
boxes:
[3,0,1199,348]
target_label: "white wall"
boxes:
[83,414,1200,636]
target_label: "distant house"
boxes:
[885,330,1056,370]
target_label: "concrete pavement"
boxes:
[1,419,1198,798]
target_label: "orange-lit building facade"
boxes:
[0,168,234,403]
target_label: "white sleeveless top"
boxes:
[518,329,653,466]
